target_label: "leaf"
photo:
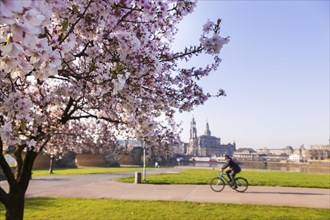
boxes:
[115,63,124,75]
[6,35,12,43]
[72,5,79,14]
[61,18,69,33]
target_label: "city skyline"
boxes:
[173,1,329,149]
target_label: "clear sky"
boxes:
[173,0,329,149]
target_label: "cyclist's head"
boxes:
[224,154,230,159]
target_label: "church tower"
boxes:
[204,121,211,136]
[190,117,197,139]
[189,117,199,155]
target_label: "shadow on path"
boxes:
[32,178,69,181]
[245,191,326,196]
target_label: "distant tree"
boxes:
[0,0,229,219]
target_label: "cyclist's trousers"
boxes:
[225,169,240,184]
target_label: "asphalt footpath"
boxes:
[0,167,329,208]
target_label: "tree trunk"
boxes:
[1,149,38,220]
[1,137,50,220]
[6,191,25,220]
[49,156,54,174]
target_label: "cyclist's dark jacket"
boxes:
[222,157,241,172]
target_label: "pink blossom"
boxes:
[1,42,23,57]
[0,1,229,191]
[22,8,46,28]
[202,19,214,33]
[0,0,30,18]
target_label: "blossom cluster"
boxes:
[0,1,63,80]
[0,0,228,159]
[200,19,230,54]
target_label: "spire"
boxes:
[190,116,197,139]
[205,120,211,136]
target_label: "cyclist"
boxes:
[221,154,241,189]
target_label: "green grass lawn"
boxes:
[118,169,330,188]
[1,198,326,220]
[1,169,328,219]
[31,167,147,176]
[31,167,330,188]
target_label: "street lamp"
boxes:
[143,142,146,181]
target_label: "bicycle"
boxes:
[210,171,248,193]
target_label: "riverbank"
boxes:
[239,160,330,173]
[177,160,330,174]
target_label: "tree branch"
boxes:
[160,46,203,62]
[13,144,24,181]
[0,186,10,208]
[59,0,93,44]
[60,97,74,124]
[68,113,121,124]
[0,147,16,187]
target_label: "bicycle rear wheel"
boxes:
[234,177,248,192]
[210,177,225,192]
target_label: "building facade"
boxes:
[186,117,236,157]
[233,148,259,160]
[257,144,330,162]
[301,145,330,160]
[257,146,294,155]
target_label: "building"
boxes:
[257,144,330,162]
[288,154,303,162]
[175,142,188,155]
[233,148,259,160]
[257,146,294,155]
[302,145,330,160]
[186,117,236,157]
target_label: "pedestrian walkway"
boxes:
[6,168,326,209]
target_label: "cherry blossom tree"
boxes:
[0,0,229,219]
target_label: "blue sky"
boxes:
[173,0,329,149]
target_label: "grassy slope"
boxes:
[31,167,330,188]
[118,169,330,188]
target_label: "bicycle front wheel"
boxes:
[210,177,225,192]
[234,177,248,192]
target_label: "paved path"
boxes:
[1,168,329,208]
